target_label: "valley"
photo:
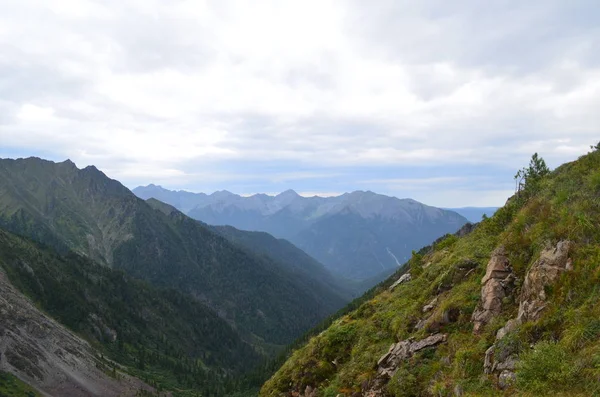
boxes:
[1,1,594,395]
[1,149,599,396]
[133,187,469,281]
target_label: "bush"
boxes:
[516,341,580,393]
[387,366,419,397]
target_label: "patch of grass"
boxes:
[0,371,40,397]
[516,342,581,394]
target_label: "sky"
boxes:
[0,0,598,207]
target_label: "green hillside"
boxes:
[211,225,354,300]
[0,227,259,396]
[262,147,600,396]
[0,157,346,346]
[147,197,351,302]
[0,371,41,397]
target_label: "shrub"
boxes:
[516,341,580,393]
[387,366,419,397]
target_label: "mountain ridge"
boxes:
[0,225,259,395]
[261,148,600,396]
[134,185,469,280]
[145,197,354,300]
[0,156,347,347]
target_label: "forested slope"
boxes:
[0,227,258,396]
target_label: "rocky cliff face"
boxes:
[471,246,515,334]
[483,241,573,389]
[0,268,152,397]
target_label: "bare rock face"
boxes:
[498,370,516,389]
[495,318,519,341]
[304,385,317,397]
[471,247,515,334]
[517,241,572,322]
[422,297,438,313]
[482,241,573,386]
[426,308,461,333]
[455,222,475,238]
[484,344,518,375]
[388,273,411,291]
[0,268,153,397]
[364,334,447,396]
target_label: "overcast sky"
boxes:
[1,0,598,207]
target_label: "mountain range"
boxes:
[133,185,469,280]
[0,156,359,396]
[2,148,599,397]
[261,149,600,396]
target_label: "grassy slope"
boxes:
[262,149,600,396]
[0,371,40,397]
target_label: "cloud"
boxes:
[0,0,598,206]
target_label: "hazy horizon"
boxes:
[2,1,598,207]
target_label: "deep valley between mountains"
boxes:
[1,149,600,396]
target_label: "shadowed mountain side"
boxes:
[147,197,351,303]
[0,227,261,391]
[0,157,344,346]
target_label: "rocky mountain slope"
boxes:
[0,253,153,397]
[261,148,600,396]
[133,187,468,280]
[0,226,260,395]
[0,157,346,348]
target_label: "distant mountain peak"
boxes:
[131,184,469,280]
[209,190,238,202]
[211,189,236,197]
[277,189,300,198]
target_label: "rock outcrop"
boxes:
[482,241,573,385]
[517,240,572,322]
[0,268,153,397]
[422,297,438,313]
[455,222,475,238]
[364,334,447,396]
[471,247,515,334]
[389,273,411,291]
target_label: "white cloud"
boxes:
[16,104,56,123]
[415,189,516,208]
[0,0,598,204]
